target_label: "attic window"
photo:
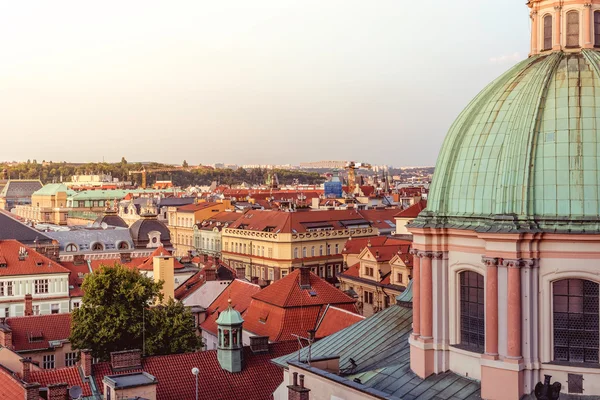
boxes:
[239,224,248,230]
[263,226,276,232]
[308,290,318,297]
[36,260,44,267]
[27,331,44,343]
[258,310,270,324]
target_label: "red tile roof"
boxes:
[342,236,387,254]
[29,366,92,397]
[315,305,365,339]
[228,209,371,234]
[195,211,244,231]
[0,240,69,277]
[342,263,360,277]
[200,280,261,335]
[92,342,298,399]
[136,247,184,271]
[177,202,222,213]
[174,271,205,300]
[0,364,25,399]
[60,262,90,298]
[395,199,427,218]
[6,314,71,351]
[252,269,357,308]
[358,209,400,230]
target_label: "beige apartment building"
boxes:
[221,210,378,283]
[167,200,233,256]
[13,184,70,225]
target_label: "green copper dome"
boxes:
[417,51,600,233]
[216,303,244,326]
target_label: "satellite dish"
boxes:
[69,385,83,399]
[100,222,108,230]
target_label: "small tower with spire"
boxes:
[216,299,244,373]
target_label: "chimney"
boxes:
[251,276,259,285]
[80,349,92,377]
[287,373,310,400]
[24,383,40,400]
[24,294,33,316]
[203,254,208,263]
[47,382,69,400]
[299,266,311,289]
[249,336,269,354]
[153,256,174,304]
[120,252,132,263]
[235,267,245,280]
[204,268,216,282]
[110,349,142,370]
[0,324,12,349]
[20,358,32,382]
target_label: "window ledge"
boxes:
[544,361,600,371]
[450,344,484,357]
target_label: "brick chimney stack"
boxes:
[287,372,310,400]
[0,324,12,349]
[299,266,311,289]
[80,349,92,377]
[20,358,32,382]
[204,268,216,282]
[48,382,69,400]
[24,294,33,316]
[110,349,142,370]
[24,383,40,400]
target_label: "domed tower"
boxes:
[409,1,600,399]
[216,299,244,373]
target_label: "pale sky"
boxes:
[1,1,529,167]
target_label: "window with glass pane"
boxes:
[566,11,580,48]
[459,271,485,352]
[553,279,599,363]
[595,11,600,47]
[543,15,553,50]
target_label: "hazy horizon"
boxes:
[2,1,530,166]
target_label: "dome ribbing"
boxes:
[416,51,600,233]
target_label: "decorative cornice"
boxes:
[482,256,499,267]
[502,258,537,268]
[416,250,444,259]
[554,5,562,11]
[584,3,592,8]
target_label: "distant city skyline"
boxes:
[2,1,529,166]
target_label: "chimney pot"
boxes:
[80,349,93,377]
[299,266,311,288]
[299,374,305,388]
[292,372,298,386]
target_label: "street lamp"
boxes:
[191,367,199,400]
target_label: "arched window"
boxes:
[311,246,315,257]
[595,11,600,47]
[293,248,298,258]
[553,279,599,363]
[543,14,553,51]
[459,271,485,352]
[302,247,307,258]
[92,242,104,251]
[118,242,129,250]
[65,244,78,252]
[566,11,580,48]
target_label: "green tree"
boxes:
[144,298,202,356]
[182,160,189,168]
[70,263,164,360]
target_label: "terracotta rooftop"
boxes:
[0,364,25,399]
[227,209,371,234]
[5,313,71,352]
[0,240,69,277]
[315,305,365,339]
[29,366,92,397]
[91,342,298,399]
[200,279,261,335]
[252,269,357,308]
[174,270,205,301]
[176,201,222,213]
[395,199,427,218]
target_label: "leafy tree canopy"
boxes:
[70,263,201,360]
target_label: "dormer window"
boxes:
[92,242,104,251]
[27,331,44,343]
[65,243,78,252]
